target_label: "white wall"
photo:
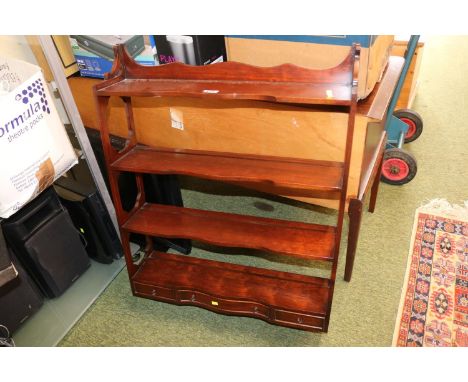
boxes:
[0,35,39,64]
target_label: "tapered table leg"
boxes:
[369,156,383,213]
[345,198,363,282]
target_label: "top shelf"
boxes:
[95,78,353,105]
[94,44,360,106]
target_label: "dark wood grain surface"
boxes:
[111,145,344,198]
[94,43,357,105]
[123,203,336,261]
[93,43,363,332]
[132,251,331,331]
[104,44,355,84]
[96,78,353,105]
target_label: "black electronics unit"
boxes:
[54,176,122,263]
[68,127,191,255]
[152,35,226,65]
[0,249,44,335]
[2,188,90,298]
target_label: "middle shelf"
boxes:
[111,145,344,199]
[123,203,337,262]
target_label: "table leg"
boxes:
[345,198,363,282]
[369,155,384,213]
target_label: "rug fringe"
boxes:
[418,198,468,222]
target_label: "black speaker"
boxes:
[0,228,17,288]
[54,176,123,264]
[2,188,91,298]
[0,238,43,334]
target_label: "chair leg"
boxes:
[369,156,384,213]
[345,198,363,282]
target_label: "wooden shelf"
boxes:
[123,203,336,262]
[96,78,353,105]
[132,251,331,331]
[94,47,357,106]
[112,146,344,199]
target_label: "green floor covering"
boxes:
[59,36,468,346]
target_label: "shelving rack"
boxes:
[94,44,361,332]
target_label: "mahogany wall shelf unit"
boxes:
[95,43,368,332]
[69,53,404,285]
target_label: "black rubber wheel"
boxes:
[394,109,423,143]
[381,148,418,185]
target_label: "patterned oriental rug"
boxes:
[393,200,468,347]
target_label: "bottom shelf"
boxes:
[132,251,332,332]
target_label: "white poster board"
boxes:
[0,55,77,218]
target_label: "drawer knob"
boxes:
[151,289,157,296]
[253,306,259,313]
[297,317,303,324]
[191,294,196,302]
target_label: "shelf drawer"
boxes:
[273,309,325,330]
[133,282,175,301]
[135,282,326,330]
[177,290,271,319]
[131,252,331,331]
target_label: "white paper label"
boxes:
[170,108,184,130]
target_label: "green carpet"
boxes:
[59,36,468,347]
